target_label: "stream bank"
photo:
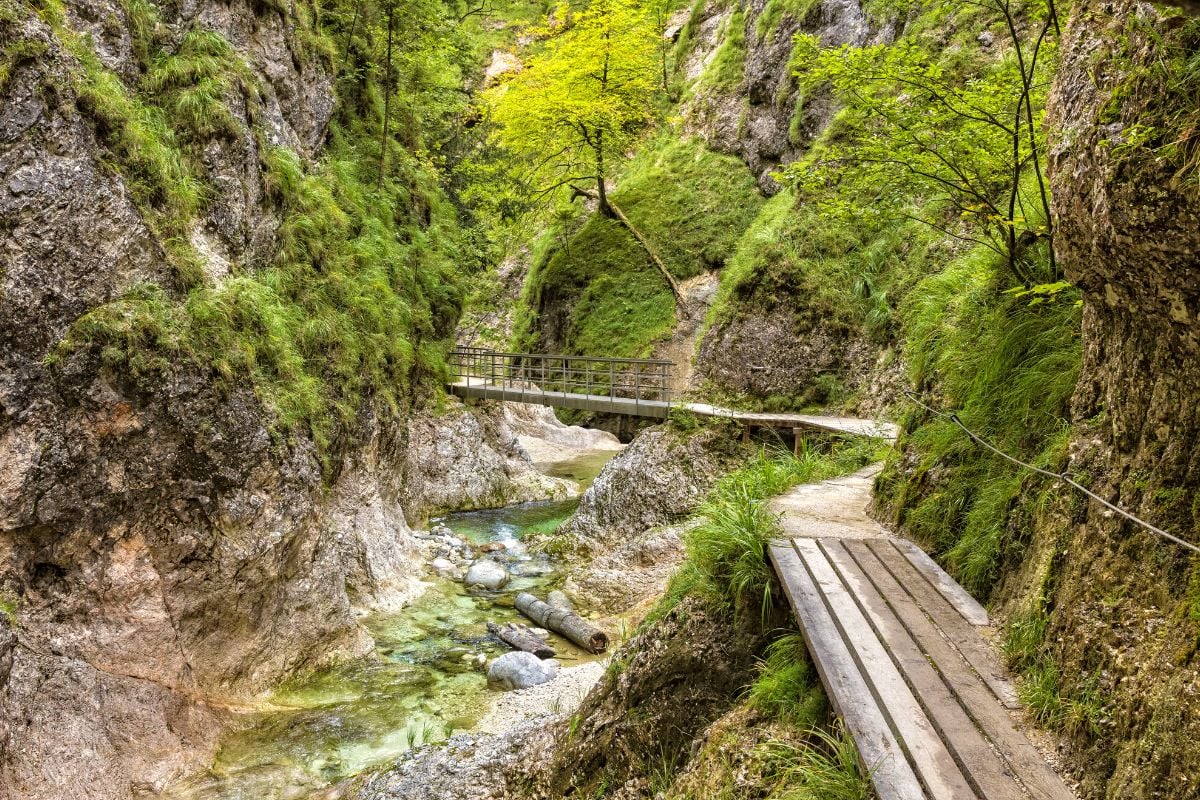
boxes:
[159,442,617,800]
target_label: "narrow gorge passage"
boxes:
[3,0,1199,796]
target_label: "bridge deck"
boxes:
[768,469,1075,800]
[447,381,898,440]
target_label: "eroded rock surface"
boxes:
[1038,3,1200,795]
[556,426,749,558]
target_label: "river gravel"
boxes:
[475,660,607,734]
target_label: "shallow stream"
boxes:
[162,450,613,800]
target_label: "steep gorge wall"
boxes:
[0,1,513,797]
[1032,3,1200,794]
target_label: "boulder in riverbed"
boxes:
[465,560,509,590]
[547,590,573,611]
[487,651,558,690]
[430,558,460,578]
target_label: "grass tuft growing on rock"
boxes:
[760,727,870,800]
[45,0,471,466]
[748,633,827,727]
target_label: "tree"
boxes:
[787,0,1061,286]
[487,0,684,301]
[487,0,659,218]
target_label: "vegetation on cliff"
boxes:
[24,0,490,457]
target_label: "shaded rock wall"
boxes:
[1033,3,1200,796]
[0,5,521,799]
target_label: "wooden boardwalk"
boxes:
[768,469,1075,800]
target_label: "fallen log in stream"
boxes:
[486,621,556,659]
[515,592,608,654]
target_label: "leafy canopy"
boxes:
[786,0,1061,286]
[486,0,660,208]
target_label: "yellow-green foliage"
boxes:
[748,634,827,726]
[143,28,255,141]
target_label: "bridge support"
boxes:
[793,427,805,458]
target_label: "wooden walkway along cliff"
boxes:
[768,468,1076,800]
[446,347,899,441]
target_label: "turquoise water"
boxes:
[160,450,613,800]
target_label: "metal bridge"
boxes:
[446,347,898,440]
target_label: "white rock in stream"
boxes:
[430,558,459,578]
[465,560,509,590]
[487,651,558,690]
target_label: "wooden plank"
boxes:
[793,538,976,800]
[820,539,1025,800]
[845,541,1077,800]
[865,538,1020,710]
[768,542,926,800]
[891,538,989,626]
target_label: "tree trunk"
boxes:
[487,621,556,659]
[378,5,394,189]
[515,592,608,653]
[608,200,686,309]
[571,182,687,310]
[595,132,614,219]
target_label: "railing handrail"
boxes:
[448,347,675,367]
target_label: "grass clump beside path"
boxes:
[655,437,887,624]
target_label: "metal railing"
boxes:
[448,346,675,408]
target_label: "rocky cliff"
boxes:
[1032,3,1200,794]
[0,0,506,795]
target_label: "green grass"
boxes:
[0,593,16,626]
[706,184,935,351]
[143,27,254,142]
[748,634,827,727]
[45,0,471,466]
[513,135,761,358]
[654,439,887,622]
[700,5,746,90]
[754,0,818,42]
[876,244,1080,597]
[760,726,870,800]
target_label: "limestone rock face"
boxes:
[0,3,554,796]
[556,426,750,559]
[1039,3,1200,795]
[681,0,878,192]
[400,402,577,523]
